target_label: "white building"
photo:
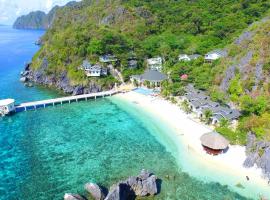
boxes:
[0,99,15,116]
[205,50,227,62]
[99,55,118,63]
[178,54,200,62]
[147,57,163,71]
[85,64,108,77]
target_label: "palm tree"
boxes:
[204,109,213,124]
[181,100,192,114]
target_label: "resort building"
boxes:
[147,57,163,72]
[178,54,200,62]
[131,69,167,87]
[200,131,229,155]
[128,59,138,69]
[0,99,15,116]
[85,64,108,77]
[183,84,240,124]
[99,55,118,63]
[204,49,227,62]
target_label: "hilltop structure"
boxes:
[205,49,227,62]
[178,54,200,62]
[147,57,163,72]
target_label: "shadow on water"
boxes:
[156,178,162,195]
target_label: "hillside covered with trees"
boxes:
[26,0,270,143]
[31,0,270,82]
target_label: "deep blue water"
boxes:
[0,26,251,200]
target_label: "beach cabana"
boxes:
[200,132,229,155]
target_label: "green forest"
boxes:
[32,0,270,144]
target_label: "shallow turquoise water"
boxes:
[0,26,252,199]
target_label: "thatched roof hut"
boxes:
[200,132,229,155]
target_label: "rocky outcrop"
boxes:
[105,169,158,200]
[84,183,106,200]
[220,65,236,92]
[243,132,270,180]
[105,183,135,200]
[20,61,106,95]
[13,11,48,30]
[65,170,160,200]
[64,193,87,200]
[13,1,79,30]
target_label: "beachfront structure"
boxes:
[131,69,167,87]
[85,64,108,77]
[0,99,15,116]
[183,84,240,124]
[99,55,118,63]
[147,57,163,72]
[178,54,200,62]
[205,49,227,62]
[200,132,229,155]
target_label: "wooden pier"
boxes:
[15,90,118,112]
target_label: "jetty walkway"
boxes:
[15,90,118,112]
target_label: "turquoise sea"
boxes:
[0,26,252,200]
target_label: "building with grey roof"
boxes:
[205,49,228,62]
[85,64,108,77]
[183,84,241,124]
[179,54,201,62]
[131,70,167,87]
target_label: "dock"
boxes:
[15,90,118,112]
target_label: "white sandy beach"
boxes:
[113,91,270,199]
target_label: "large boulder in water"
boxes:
[20,77,27,82]
[84,183,106,200]
[105,169,158,200]
[64,193,86,200]
[105,183,135,200]
[127,169,157,197]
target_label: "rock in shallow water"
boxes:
[105,183,134,200]
[105,169,158,200]
[64,193,87,200]
[84,182,106,200]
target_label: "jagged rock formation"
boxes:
[13,11,48,30]
[13,1,78,30]
[67,170,160,200]
[105,169,158,200]
[244,133,270,180]
[84,183,106,200]
[219,17,270,95]
[64,193,87,200]
[20,61,112,95]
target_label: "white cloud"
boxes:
[0,0,81,25]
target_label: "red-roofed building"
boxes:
[181,74,188,80]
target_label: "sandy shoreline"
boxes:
[113,91,270,199]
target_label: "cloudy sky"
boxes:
[0,0,80,25]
